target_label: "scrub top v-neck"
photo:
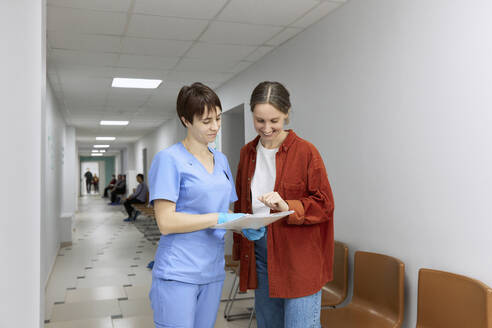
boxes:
[148,142,237,284]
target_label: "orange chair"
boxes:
[321,241,349,308]
[416,268,492,328]
[320,251,405,328]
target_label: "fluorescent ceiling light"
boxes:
[91,153,103,157]
[94,145,110,148]
[112,77,162,89]
[99,149,106,153]
[100,120,129,126]
[96,137,116,141]
[91,150,99,153]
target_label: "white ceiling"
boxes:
[47,0,347,154]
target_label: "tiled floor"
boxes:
[45,195,256,327]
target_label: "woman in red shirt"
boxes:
[233,81,335,328]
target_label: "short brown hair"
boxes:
[250,81,291,115]
[176,82,222,127]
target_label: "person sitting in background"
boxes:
[92,174,99,193]
[123,173,148,222]
[103,174,117,198]
[109,175,126,205]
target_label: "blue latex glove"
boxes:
[218,212,245,224]
[242,227,266,241]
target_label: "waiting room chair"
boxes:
[133,192,155,217]
[320,251,405,328]
[416,268,492,328]
[322,241,349,308]
[223,255,254,321]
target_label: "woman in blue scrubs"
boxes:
[148,83,243,328]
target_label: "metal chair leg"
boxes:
[223,272,238,317]
[248,303,255,328]
[225,276,241,319]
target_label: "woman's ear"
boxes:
[181,116,191,128]
[285,108,291,125]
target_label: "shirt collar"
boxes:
[247,129,296,153]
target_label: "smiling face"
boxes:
[183,106,222,145]
[252,103,289,144]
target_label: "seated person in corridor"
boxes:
[102,174,116,198]
[109,174,126,205]
[123,173,148,222]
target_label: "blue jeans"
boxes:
[254,231,322,328]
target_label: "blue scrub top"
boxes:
[149,142,237,284]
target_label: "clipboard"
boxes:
[212,211,294,230]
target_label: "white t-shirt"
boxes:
[251,141,278,215]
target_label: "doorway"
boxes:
[221,104,245,255]
[80,161,100,196]
[142,148,148,182]
[221,103,245,181]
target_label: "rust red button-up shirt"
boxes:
[233,130,335,298]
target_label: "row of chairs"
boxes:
[122,199,492,328]
[321,241,492,327]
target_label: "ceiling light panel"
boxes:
[96,137,116,141]
[112,78,162,89]
[100,121,129,126]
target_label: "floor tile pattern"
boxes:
[45,195,255,327]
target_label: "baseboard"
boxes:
[60,241,72,248]
[44,243,61,290]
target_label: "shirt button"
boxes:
[245,255,249,259]
[248,178,251,181]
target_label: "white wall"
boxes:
[126,144,136,171]
[43,81,67,285]
[217,1,492,326]
[62,126,77,214]
[0,1,44,326]
[134,118,186,175]
[61,126,77,243]
[115,152,121,175]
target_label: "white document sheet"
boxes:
[212,211,294,230]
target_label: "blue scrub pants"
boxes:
[254,231,322,328]
[149,278,224,328]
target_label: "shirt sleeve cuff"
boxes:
[286,200,305,225]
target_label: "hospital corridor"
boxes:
[3,0,492,327]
